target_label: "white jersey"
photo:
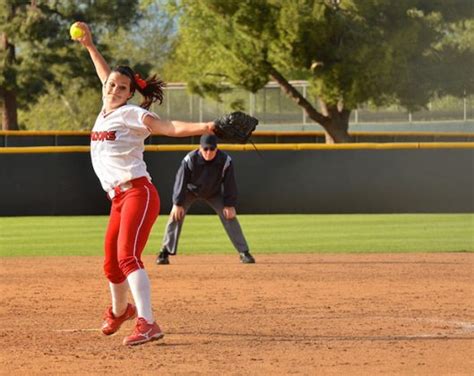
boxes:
[90,104,158,192]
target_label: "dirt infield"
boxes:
[1,253,473,375]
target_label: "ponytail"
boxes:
[112,66,165,110]
[135,74,165,110]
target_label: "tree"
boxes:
[168,0,474,143]
[13,0,176,131]
[0,0,141,130]
[102,0,176,75]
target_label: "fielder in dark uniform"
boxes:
[156,134,255,265]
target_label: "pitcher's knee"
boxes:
[119,256,144,277]
[103,262,126,284]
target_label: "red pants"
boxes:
[103,177,160,283]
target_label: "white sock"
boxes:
[127,269,154,324]
[109,280,129,317]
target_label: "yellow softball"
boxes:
[69,23,84,40]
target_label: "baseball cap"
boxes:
[200,134,218,148]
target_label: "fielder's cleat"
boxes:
[101,303,137,336]
[123,317,164,346]
[239,251,256,264]
[156,249,170,265]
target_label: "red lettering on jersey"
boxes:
[106,131,116,141]
[91,131,117,142]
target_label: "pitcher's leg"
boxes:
[101,192,143,337]
[104,201,126,284]
[117,185,159,274]
[116,184,160,327]
[117,184,164,346]
[109,280,130,317]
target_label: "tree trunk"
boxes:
[318,99,352,143]
[0,87,19,130]
[267,64,351,143]
[1,29,19,130]
[1,88,19,130]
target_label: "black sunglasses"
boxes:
[202,146,216,152]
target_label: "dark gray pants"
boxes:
[162,192,249,255]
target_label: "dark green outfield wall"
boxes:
[0,149,472,216]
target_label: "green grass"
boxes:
[0,214,473,257]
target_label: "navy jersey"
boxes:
[172,149,238,206]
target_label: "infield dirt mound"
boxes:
[1,253,473,375]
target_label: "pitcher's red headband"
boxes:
[134,74,147,89]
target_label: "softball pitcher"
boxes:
[73,22,215,346]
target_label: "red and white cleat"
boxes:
[123,317,164,346]
[101,303,137,336]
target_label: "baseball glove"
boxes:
[213,111,259,143]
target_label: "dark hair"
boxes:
[112,66,165,110]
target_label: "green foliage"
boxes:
[163,0,273,92]
[1,0,178,130]
[169,0,474,112]
[0,0,141,129]
[100,1,176,78]
[18,84,101,130]
[3,1,471,130]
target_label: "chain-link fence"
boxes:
[151,81,473,131]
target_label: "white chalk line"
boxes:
[51,318,474,341]
[410,318,474,334]
[53,328,102,333]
